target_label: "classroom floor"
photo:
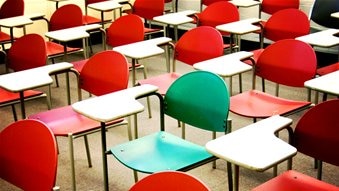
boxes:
[0,37,338,191]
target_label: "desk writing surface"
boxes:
[230,0,261,8]
[153,10,197,25]
[205,115,296,171]
[0,16,33,28]
[0,62,73,92]
[193,51,253,77]
[45,28,90,42]
[304,70,339,96]
[216,18,261,35]
[87,1,122,12]
[72,84,158,123]
[331,12,339,19]
[296,29,339,48]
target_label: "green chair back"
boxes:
[164,71,230,133]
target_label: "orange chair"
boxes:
[0,119,59,190]
[195,1,239,51]
[0,0,24,49]
[124,0,165,38]
[28,50,130,191]
[0,33,49,121]
[129,171,211,191]
[230,39,316,122]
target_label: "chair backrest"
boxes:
[309,0,339,29]
[263,8,310,42]
[7,33,47,71]
[201,0,229,7]
[129,171,211,191]
[0,0,24,19]
[197,1,239,36]
[49,4,84,31]
[0,119,58,190]
[133,0,164,20]
[174,26,224,66]
[80,50,129,96]
[260,0,299,16]
[294,99,339,167]
[256,39,316,88]
[164,71,230,133]
[106,14,145,47]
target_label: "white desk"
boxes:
[304,70,339,103]
[87,0,127,28]
[216,18,261,51]
[153,10,197,41]
[0,62,73,119]
[113,37,172,86]
[331,12,339,19]
[0,16,33,43]
[230,0,261,8]
[296,29,339,48]
[72,84,159,191]
[193,51,253,94]
[206,115,296,191]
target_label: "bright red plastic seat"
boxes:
[230,39,316,121]
[129,171,211,191]
[260,0,299,18]
[200,0,229,11]
[0,119,58,190]
[28,50,130,190]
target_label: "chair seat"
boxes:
[28,106,124,136]
[230,90,312,118]
[138,72,180,95]
[144,27,163,35]
[110,131,215,173]
[317,62,339,76]
[252,170,339,191]
[46,41,81,57]
[244,48,263,65]
[0,88,44,104]
[0,31,13,42]
[82,15,102,25]
[71,59,143,73]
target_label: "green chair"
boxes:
[109,70,232,188]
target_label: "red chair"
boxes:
[129,171,211,191]
[259,0,300,19]
[230,39,316,122]
[83,0,106,25]
[123,0,165,37]
[0,119,59,190]
[252,170,339,191]
[0,0,24,49]
[28,50,130,191]
[0,33,49,121]
[200,0,229,11]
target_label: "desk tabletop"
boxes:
[193,51,253,77]
[87,0,123,11]
[0,16,33,28]
[296,29,339,48]
[304,70,339,96]
[230,0,261,8]
[112,37,172,59]
[153,10,197,25]
[331,12,339,19]
[216,18,261,35]
[0,62,73,92]
[205,115,296,171]
[45,27,90,42]
[72,84,158,123]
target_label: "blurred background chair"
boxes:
[0,33,50,121]
[129,171,211,191]
[110,71,232,184]
[258,0,300,20]
[28,50,130,191]
[200,0,229,12]
[230,39,316,122]
[0,119,59,190]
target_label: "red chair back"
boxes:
[0,0,24,19]
[256,39,316,87]
[49,4,83,31]
[85,0,107,6]
[133,0,164,20]
[175,26,224,65]
[106,14,145,47]
[7,34,47,71]
[202,0,229,7]
[129,171,211,191]
[264,8,310,42]
[0,119,58,190]
[80,50,129,96]
[261,0,299,15]
[294,99,339,167]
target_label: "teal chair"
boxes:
[109,70,232,189]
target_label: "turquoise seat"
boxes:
[110,70,231,185]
